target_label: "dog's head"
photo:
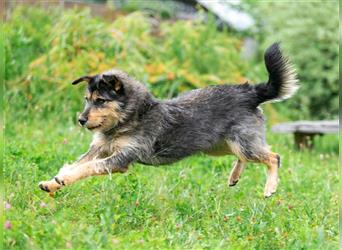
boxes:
[72,69,149,133]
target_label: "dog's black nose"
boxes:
[78,117,87,126]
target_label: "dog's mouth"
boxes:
[87,124,102,130]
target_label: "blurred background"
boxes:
[4,0,339,127]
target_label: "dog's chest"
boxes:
[92,133,136,155]
[137,155,179,165]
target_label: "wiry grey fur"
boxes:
[39,43,299,197]
[83,43,299,169]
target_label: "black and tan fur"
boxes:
[39,43,299,198]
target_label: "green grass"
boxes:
[4,120,338,249]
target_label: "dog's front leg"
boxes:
[38,152,130,194]
[74,145,102,165]
[58,144,104,176]
[66,135,108,169]
[38,146,101,193]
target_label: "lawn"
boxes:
[4,120,338,249]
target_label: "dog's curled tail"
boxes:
[255,43,299,104]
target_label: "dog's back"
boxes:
[148,84,260,164]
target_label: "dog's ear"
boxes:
[71,76,93,85]
[102,74,123,93]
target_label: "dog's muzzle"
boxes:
[78,117,87,126]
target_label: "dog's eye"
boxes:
[95,98,106,105]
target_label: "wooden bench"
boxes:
[271,120,339,149]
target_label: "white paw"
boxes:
[38,178,62,193]
[264,177,279,198]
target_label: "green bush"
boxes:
[5,7,247,124]
[246,1,339,120]
[4,7,57,80]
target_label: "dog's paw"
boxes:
[38,178,62,193]
[39,164,74,194]
[264,177,279,198]
[229,179,239,187]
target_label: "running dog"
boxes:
[39,43,299,198]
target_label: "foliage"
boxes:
[5,7,247,124]
[245,1,339,119]
[4,7,57,80]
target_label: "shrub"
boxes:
[4,7,57,80]
[246,1,339,120]
[5,7,247,124]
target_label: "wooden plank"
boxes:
[272,120,339,134]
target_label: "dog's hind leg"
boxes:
[259,152,280,198]
[226,134,280,197]
[228,159,246,187]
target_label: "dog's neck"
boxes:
[101,93,158,139]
